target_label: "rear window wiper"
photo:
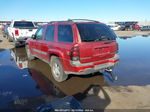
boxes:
[82,39,94,42]
[94,36,112,42]
[95,37,108,42]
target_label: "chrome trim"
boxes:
[94,62,115,70]
[65,61,118,75]
[80,57,92,60]
[70,54,119,67]
[70,60,93,67]
[32,48,47,55]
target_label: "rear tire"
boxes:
[50,56,68,82]
[25,45,35,60]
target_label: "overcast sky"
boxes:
[0,0,149,22]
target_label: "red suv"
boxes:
[25,19,119,82]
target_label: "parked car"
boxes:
[140,25,150,31]
[25,19,119,82]
[108,25,121,31]
[134,24,140,30]
[0,24,5,31]
[2,25,9,38]
[115,22,139,31]
[34,22,42,28]
[7,20,37,47]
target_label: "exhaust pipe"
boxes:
[105,68,118,81]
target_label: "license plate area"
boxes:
[94,47,110,56]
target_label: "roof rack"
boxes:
[49,20,71,23]
[49,19,99,24]
[68,19,99,23]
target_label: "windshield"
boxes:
[76,23,117,42]
[14,21,34,28]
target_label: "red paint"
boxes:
[134,24,140,30]
[26,21,119,75]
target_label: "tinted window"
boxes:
[35,26,45,40]
[14,21,34,28]
[76,23,117,42]
[44,25,54,41]
[58,25,73,43]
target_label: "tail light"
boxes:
[15,30,19,36]
[70,46,80,61]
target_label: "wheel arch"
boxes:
[49,53,60,67]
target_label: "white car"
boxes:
[7,20,37,47]
[10,48,28,69]
[109,25,121,31]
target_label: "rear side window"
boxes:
[76,23,117,42]
[14,21,34,28]
[58,25,73,43]
[44,25,54,41]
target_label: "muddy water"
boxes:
[0,35,150,109]
[0,48,107,109]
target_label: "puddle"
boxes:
[0,47,107,110]
[0,35,150,110]
[0,49,42,109]
[105,35,150,85]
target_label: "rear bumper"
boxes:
[14,37,30,46]
[16,37,30,42]
[8,37,30,47]
[65,54,119,75]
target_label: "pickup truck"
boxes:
[7,20,37,47]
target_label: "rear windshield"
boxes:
[76,23,117,42]
[14,21,34,28]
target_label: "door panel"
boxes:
[29,39,37,55]
[32,26,45,58]
[40,25,55,62]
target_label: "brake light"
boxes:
[70,46,80,61]
[15,30,19,36]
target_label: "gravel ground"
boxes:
[115,31,150,37]
[82,85,150,110]
[0,31,14,50]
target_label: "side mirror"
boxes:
[31,34,36,39]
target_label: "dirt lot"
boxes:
[82,85,150,110]
[1,30,150,111]
[0,31,14,50]
[115,31,150,37]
